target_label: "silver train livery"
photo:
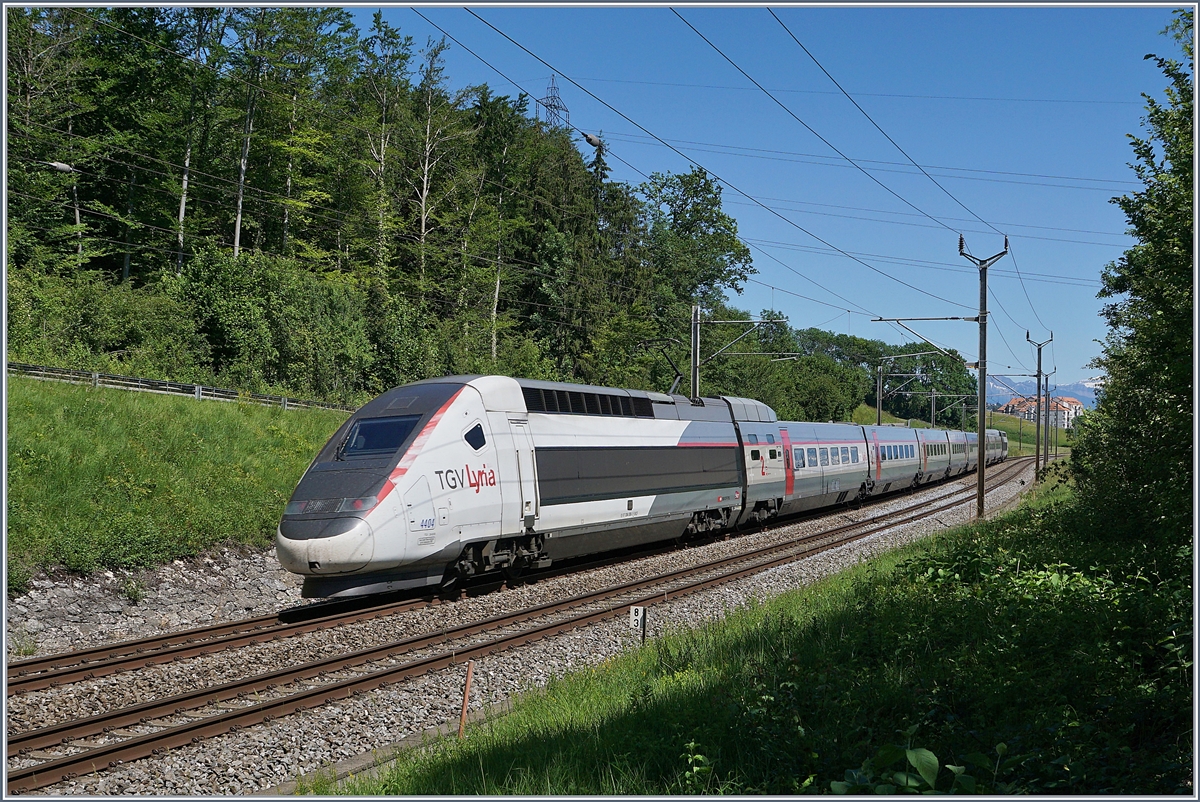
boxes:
[276,376,1008,597]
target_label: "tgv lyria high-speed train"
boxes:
[276,375,1007,597]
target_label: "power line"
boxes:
[12,131,662,302]
[566,75,1142,107]
[770,10,1052,339]
[462,8,975,313]
[742,237,1101,287]
[769,9,1001,237]
[412,6,918,342]
[673,9,960,237]
[722,196,1129,248]
[602,130,1138,189]
[602,140,904,334]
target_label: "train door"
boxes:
[402,475,436,560]
[509,421,539,529]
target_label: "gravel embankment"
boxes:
[8,462,1033,796]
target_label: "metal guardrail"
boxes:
[6,362,357,413]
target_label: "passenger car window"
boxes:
[794,447,805,468]
[830,449,840,465]
[819,448,830,466]
[807,448,818,467]
[766,434,775,444]
[751,449,761,461]
[464,423,486,451]
[841,447,849,463]
[850,447,859,463]
[747,434,759,445]
[769,449,778,460]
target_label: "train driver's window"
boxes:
[841,447,849,463]
[850,447,859,463]
[464,423,486,451]
[807,448,818,467]
[819,448,830,466]
[831,448,840,465]
[794,447,805,468]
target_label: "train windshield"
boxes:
[338,415,422,460]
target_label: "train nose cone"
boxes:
[276,516,375,575]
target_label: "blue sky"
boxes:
[350,5,1181,386]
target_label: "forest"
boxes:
[6,7,976,424]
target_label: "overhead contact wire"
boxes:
[462,8,974,312]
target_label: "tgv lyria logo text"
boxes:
[434,465,497,493]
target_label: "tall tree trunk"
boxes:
[122,170,137,281]
[232,85,256,259]
[232,9,265,259]
[67,119,81,263]
[491,151,508,364]
[283,93,296,253]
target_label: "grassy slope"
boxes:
[316,480,1190,795]
[6,376,347,591]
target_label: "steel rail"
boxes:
[8,459,1012,692]
[7,458,1029,792]
[6,597,431,696]
[5,541,691,694]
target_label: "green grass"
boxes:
[852,404,930,427]
[314,480,1191,795]
[985,410,1072,457]
[6,376,348,593]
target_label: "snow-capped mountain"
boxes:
[986,377,1101,408]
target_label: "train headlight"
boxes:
[338,496,379,513]
[284,497,379,516]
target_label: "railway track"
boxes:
[6,457,1030,793]
[7,459,1022,696]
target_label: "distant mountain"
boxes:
[986,376,1100,409]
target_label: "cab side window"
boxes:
[464,423,486,451]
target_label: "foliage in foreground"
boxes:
[310,489,1191,795]
[5,377,347,593]
[1071,10,1193,546]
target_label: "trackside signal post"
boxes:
[959,235,1009,520]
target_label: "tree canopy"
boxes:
[1071,9,1194,544]
[6,7,971,423]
